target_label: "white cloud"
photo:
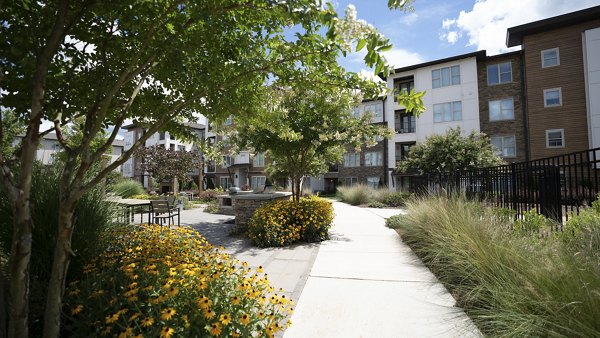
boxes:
[382,48,424,68]
[441,0,600,55]
[397,12,419,26]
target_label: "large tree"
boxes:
[0,1,417,336]
[397,127,504,176]
[136,145,200,195]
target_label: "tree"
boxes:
[0,1,417,336]
[397,127,504,176]
[136,145,200,195]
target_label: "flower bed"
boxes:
[64,225,292,337]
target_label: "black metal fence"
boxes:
[410,147,600,224]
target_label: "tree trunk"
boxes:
[173,177,179,195]
[7,198,33,338]
[198,161,204,192]
[0,270,7,338]
[42,200,76,338]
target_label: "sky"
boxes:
[336,0,600,73]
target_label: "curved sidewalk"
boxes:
[284,202,480,338]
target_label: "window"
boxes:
[489,98,514,121]
[394,78,414,101]
[169,144,175,151]
[353,107,361,118]
[223,155,232,167]
[253,153,265,167]
[364,102,383,118]
[224,116,233,125]
[541,48,559,68]
[546,129,564,148]
[364,152,383,166]
[206,161,216,172]
[394,110,416,133]
[432,65,460,88]
[220,176,232,189]
[491,136,516,158]
[367,177,380,189]
[395,142,415,161]
[433,101,462,122]
[544,88,562,107]
[344,177,358,186]
[251,176,266,190]
[343,152,360,167]
[487,62,512,85]
[159,132,165,140]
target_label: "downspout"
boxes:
[519,50,530,161]
[382,96,388,187]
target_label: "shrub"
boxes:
[336,184,372,205]
[380,192,412,207]
[248,196,334,247]
[197,189,220,203]
[64,225,293,337]
[385,214,409,230]
[111,179,145,198]
[367,201,386,208]
[396,194,600,337]
[560,200,600,266]
[514,208,552,234]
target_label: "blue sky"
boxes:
[335,0,600,73]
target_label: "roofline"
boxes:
[379,50,487,80]
[484,50,521,60]
[506,5,600,47]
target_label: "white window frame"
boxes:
[541,48,560,68]
[490,135,517,158]
[432,65,460,88]
[433,101,462,123]
[489,98,515,121]
[343,152,360,167]
[364,151,383,166]
[543,88,562,107]
[220,176,232,189]
[546,129,565,148]
[367,177,380,189]
[251,176,266,190]
[487,62,512,85]
[364,102,383,118]
[223,155,232,167]
[344,177,358,186]
[253,153,265,167]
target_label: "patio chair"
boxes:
[150,200,180,228]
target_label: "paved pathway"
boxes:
[284,202,480,338]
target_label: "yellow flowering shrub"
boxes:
[64,225,293,337]
[248,196,334,247]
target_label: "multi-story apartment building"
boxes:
[506,5,600,159]
[385,51,484,190]
[122,122,205,192]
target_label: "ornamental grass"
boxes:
[248,196,334,247]
[64,225,293,337]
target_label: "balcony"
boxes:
[234,151,250,165]
[394,111,416,134]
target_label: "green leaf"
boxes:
[356,39,367,52]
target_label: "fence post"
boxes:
[511,162,518,214]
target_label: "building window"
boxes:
[546,129,564,148]
[251,176,266,190]
[343,152,360,167]
[224,116,233,125]
[223,155,232,167]
[367,177,380,189]
[169,144,175,151]
[364,102,383,118]
[394,110,416,133]
[544,88,562,107]
[541,48,559,68]
[395,142,415,161]
[344,177,358,186]
[206,161,216,172]
[487,62,512,85]
[491,135,516,158]
[433,101,462,122]
[220,176,232,189]
[159,132,165,140]
[253,153,265,167]
[394,77,414,101]
[489,98,514,121]
[432,65,460,88]
[364,152,383,166]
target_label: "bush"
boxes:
[248,196,334,247]
[514,208,552,234]
[380,192,412,207]
[367,201,386,208]
[197,189,221,203]
[64,225,293,337]
[560,199,600,266]
[395,194,600,337]
[336,184,373,205]
[385,214,409,230]
[111,179,145,198]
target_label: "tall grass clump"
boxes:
[392,194,600,337]
[0,162,118,334]
[110,178,145,198]
[337,184,387,205]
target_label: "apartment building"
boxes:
[122,122,205,192]
[385,51,484,190]
[506,5,600,159]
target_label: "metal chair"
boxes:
[150,200,180,228]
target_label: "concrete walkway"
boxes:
[284,202,480,338]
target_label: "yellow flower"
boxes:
[160,327,175,338]
[240,313,250,325]
[219,313,231,325]
[257,266,264,273]
[118,327,134,338]
[161,308,176,321]
[105,313,119,324]
[197,296,212,309]
[101,326,112,336]
[210,322,222,336]
[70,305,83,315]
[129,312,141,322]
[203,309,215,319]
[167,287,179,297]
[140,317,154,327]
[231,296,241,305]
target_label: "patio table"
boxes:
[107,198,152,224]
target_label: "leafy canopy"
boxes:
[136,145,200,185]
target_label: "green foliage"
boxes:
[385,214,409,229]
[111,179,145,198]
[248,197,334,247]
[396,194,600,337]
[380,191,412,207]
[0,109,25,162]
[336,184,374,205]
[559,198,600,266]
[514,208,552,234]
[136,145,200,185]
[64,225,293,337]
[397,127,504,175]
[367,201,387,208]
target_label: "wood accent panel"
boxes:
[522,19,600,160]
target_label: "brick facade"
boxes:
[337,140,387,187]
